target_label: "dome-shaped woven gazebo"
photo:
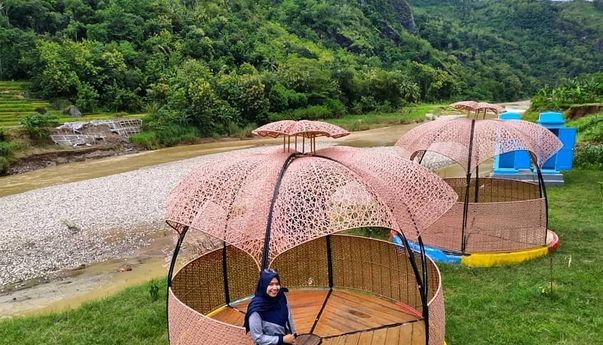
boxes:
[165,138,457,345]
[451,101,505,119]
[395,118,563,263]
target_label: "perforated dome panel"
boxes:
[166,146,458,266]
[395,118,563,172]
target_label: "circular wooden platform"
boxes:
[209,289,426,345]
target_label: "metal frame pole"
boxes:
[166,226,189,341]
[461,119,476,253]
[532,153,550,245]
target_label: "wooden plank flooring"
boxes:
[210,289,425,345]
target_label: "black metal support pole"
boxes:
[167,226,189,287]
[308,236,335,334]
[397,231,429,345]
[461,119,476,253]
[166,226,189,341]
[417,236,430,345]
[326,235,334,289]
[222,243,231,305]
[417,151,426,165]
[534,159,550,245]
[261,153,298,270]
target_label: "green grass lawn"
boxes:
[443,168,603,345]
[325,103,448,131]
[0,168,601,345]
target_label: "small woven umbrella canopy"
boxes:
[395,118,563,173]
[165,146,457,267]
[252,120,350,139]
[450,101,478,112]
[474,102,505,115]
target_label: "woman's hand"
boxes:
[283,334,296,344]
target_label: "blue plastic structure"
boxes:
[493,112,531,174]
[493,111,576,185]
[537,112,576,173]
[391,234,461,264]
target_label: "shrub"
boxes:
[290,105,332,120]
[0,156,9,175]
[376,101,394,113]
[130,131,159,150]
[0,127,7,142]
[226,122,256,139]
[19,113,59,142]
[76,82,99,113]
[0,142,13,157]
[111,89,143,113]
[325,99,346,117]
[574,143,603,169]
[132,124,201,149]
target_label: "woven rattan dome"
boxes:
[165,145,457,345]
[395,118,563,254]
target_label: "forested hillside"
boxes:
[1,0,602,139]
[412,0,603,100]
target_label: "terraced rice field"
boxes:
[0,81,58,128]
[0,81,145,128]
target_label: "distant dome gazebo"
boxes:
[451,101,505,119]
[165,122,457,345]
[395,118,563,265]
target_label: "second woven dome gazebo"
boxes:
[164,139,457,345]
[395,118,563,265]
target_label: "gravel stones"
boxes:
[0,148,258,288]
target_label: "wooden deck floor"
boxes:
[210,289,425,345]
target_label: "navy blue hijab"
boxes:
[244,269,289,333]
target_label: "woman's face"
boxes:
[266,277,280,297]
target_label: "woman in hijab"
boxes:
[244,269,297,345]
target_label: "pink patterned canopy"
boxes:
[450,101,504,115]
[252,120,350,138]
[395,118,563,172]
[450,101,478,112]
[165,147,457,266]
[475,102,505,115]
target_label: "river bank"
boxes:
[0,123,418,317]
[0,102,529,318]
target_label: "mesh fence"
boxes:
[422,178,547,253]
[169,235,444,345]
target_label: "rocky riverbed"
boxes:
[0,147,255,290]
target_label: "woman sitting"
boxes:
[244,269,297,345]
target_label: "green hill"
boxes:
[1,0,602,136]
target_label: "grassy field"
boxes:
[0,167,601,345]
[443,168,603,345]
[325,103,448,131]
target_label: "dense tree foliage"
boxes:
[412,0,603,101]
[531,73,603,110]
[1,0,602,140]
